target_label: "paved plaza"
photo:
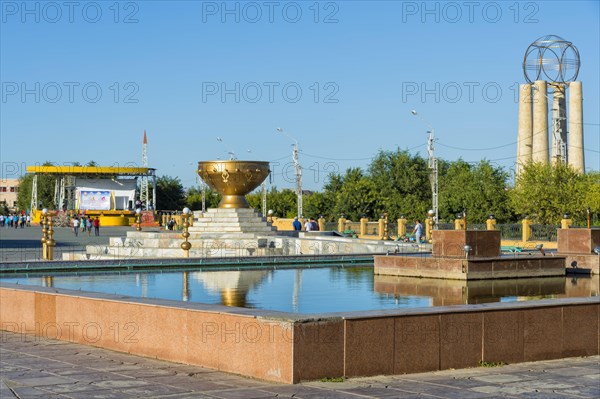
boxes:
[0,226,160,263]
[0,331,598,399]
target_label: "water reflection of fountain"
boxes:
[191,270,270,307]
[373,275,597,306]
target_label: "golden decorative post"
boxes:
[486,215,497,230]
[587,207,591,229]
[426,209,435,242]
[378,215,385,239]
[397,216,407,237]
[41,209,48,260]
[522,217,532,242]
[46,211,56,261]
[454,215,464,230]
[135,208,142,231]
[338,215,346,233]
[180,207,192,257]
[383,212,390,240]
[360,216,368,237]
[560,213,572,229]
[318,216,325,232]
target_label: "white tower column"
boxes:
[568,81,585,173]
[517,84,533,174]
[532,80,549,164]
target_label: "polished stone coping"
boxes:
[2,281,597,322]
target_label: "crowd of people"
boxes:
[0,213,31,228]
[0,211,103,237]
[292,217,320,232]
[70,215,101,237]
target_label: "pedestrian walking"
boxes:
[412,219,423,244]
[72,217,80,236]
[292,217,302,231]
[93,217,100,236]
[87,217,92,236]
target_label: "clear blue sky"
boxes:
[1,0,599,190]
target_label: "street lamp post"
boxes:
[276,127,303,218]
[411,110,438,227]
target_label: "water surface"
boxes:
[2,266,597,313]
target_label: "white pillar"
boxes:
[568,81,585,173]
[532,80,549,164]
[517,84,533,174]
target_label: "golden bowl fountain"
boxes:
[197,160,270,208]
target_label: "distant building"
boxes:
[0,179,19,211]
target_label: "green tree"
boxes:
[510,162,593,224]
[582,172,600,225]
[155,176,185,211]
[185,186,221,210]
[16,162,56,211]
[247,187,297,217]
[367,150,431,221]
[303,191,329,219]
[439,160,512,223]
[329,168,377,221]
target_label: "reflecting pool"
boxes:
[2,266,598,313]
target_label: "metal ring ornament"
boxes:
[523,35,580,84]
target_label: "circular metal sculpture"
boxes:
[197,161,270,208]
[523,35,580,84]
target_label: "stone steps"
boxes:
[84,208,280,259]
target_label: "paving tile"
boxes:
[55,371,136,382]
[154,393,219,399]
[118,383,191,397]
[471,374,532,384]
[383,380,505,399]
[89,378,150,390]
[510,391,582,398]
[554,386,600,397]
[403,377,493,390]
[338,386,430,398]
[116,368,179,378]
[289,390,375,398]
[64,389,135,399]
[40,382,102,394]
[146,375,235,391]
[10,386,68,398]
[470,385,536,395]
[261,385,337,397]
[14,375,77,386]
[207,388,281,398]
[0,363,30,372]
